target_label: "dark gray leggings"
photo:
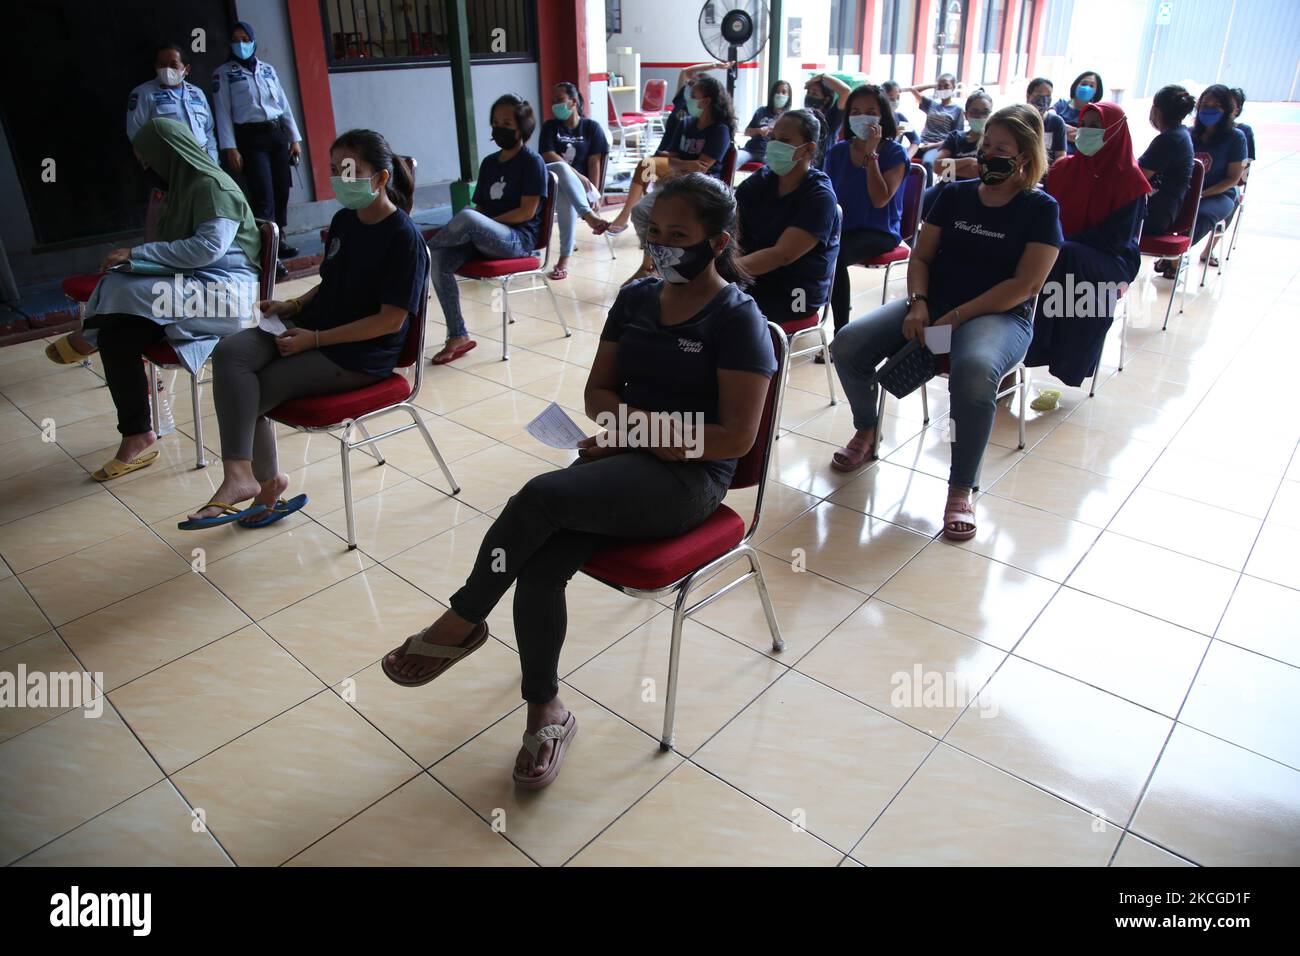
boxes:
[212,327,379,481]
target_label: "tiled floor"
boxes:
[2,117,1299,867]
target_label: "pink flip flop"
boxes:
[547,266,568,280]
[513,711,577,790]
[381,621,489,687]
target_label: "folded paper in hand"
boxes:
[258,313,288,336]
[923,324,952,354]
[525,402,589,449]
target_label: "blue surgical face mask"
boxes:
[1198,108,1224,128]
[686,96,704,119]
[331,174,379,210]
[765,140,806,175]
[1075,84,1095,103]
[849,114,880,139]
[968,117,987,134]
[773,93,789,109]
[232,40,255,60]
[552,102,573,121]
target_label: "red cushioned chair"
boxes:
[267,259,460,550]
[608,88,647,160]
[579,321,789,751]
[857,162,926,304]
[1139,155,1205,331]
[1194,150,1238,289]
[777,204,843,421]
[640,78,669,136]
[144,220,279,468]
[718,144,739,189]
[454,170,569,361]
[1225,159,1251,261]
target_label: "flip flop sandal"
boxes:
[237,493,308,528]
[547,266,569,280]
[942,497,977,541]
[605,223,629,235]
[430,339,477,365]
[513,711,577,790]
[831,435,875,473]
[91,450,159,482]
[177,501,269,530]
[1202,254,1219,268]
[46,335,93,365]
[1030,388,1062,412]
[381,620,490,687]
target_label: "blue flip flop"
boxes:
[177,501,268,531]
[237,493,308,528]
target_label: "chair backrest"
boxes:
[256,220,280,300]
[535,170,560,264]
[719,144,738,188]
[1169,156,1208,237]
[899,163,927,245]
[397,254,431,371]
[396,154,417,213]
[642,78,668,114]
[731,320,790,495]
[606,88,630,130]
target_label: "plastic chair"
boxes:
[267,259,460,550]
[453,170,569,361]
[857,163,926,304]
[640,79,669,136]
[579,321,789,751]
[1138,156,1206,330]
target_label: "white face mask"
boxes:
[938,89,955,101]
[773,93,789,108]
[157,67,184,87]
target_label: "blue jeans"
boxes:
[831,298,1032,489]
[429,209,533,338]
[546,161,595,258]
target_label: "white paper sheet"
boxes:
[258,313,287,336]
[525,402,589,449]
[924,324,952,355]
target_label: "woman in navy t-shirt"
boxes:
[1051,70,1103,154]
[381,174,776,789]
[736,79,792,168]
[921,90,993,219]
[1189,84,1249,268]
[824,84,909,333]
[428,94,548,365]
[1139,85,1196,248]
[831,104,1062,540]
[735,109,841,325]
[1027,77,1067,165]
[538,81,611,280]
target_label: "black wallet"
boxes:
[876,337,939,399]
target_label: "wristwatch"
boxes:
[906,293,929,308]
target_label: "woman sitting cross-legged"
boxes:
[381,173,776,788]
[538,81,611,280]
[45,118,261,481]
[183,129,428,529]
[831,104,1062,540]
[427,93,549,365]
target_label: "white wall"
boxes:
[587,0,610,141]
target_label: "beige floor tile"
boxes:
[571,761,843,866]
[0,631,101,742]
[201,522,371,620]
[318,477,479,561]
[1016,588,1208,716]
[1061,392,1187,444]
[827,458,954,536]
[443,388,552,441]
[148,506,307,565]
[1141,447,1280,519]
[1215,575,1300,667]
[0,578,52,651]
[986,454,1136,526]
[259,565,444,686]
[1130,724,1300,866]
[1110,833,1195,867]
[106,461,229,525]
[424,442,553,513]
[877,541,1059,650]
[694,670,932,851]
[1067,532,1238,635]
[411,366,510,415]
[0,491,144,573]
[885,426,1025,488]
[951,492,1101,582]
[15,780,230,867]
[282,457,410,518]
[385,511,496,602]
[797,599,1005,737]
[20,528,190,627]
[789,398,923,453]
[20,389,118,431]
[760,501,931,595]
[172,692,419,866]
[721,478,820,545]
[1109,486,1261,570]
[767,431,868,499]
[287,773,532,866]
[566,614,785,754]
[1244,521,1300,592]
[1179,641,1300,768]
[110,625,324,773]
[0,409,40,445]
[0,432,69,482]
[0,702,162,864]
[852,744,1121,866]
[57,572,250,690]
[946,655,1172,822]
[430,692,681,867]
[0,460,103,525]
[1031,421,1166,482]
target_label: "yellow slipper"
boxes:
[1030,389,1062,412]
[91,451,159,482]
[45,335,93,365]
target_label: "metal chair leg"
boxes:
[1017,365,1027,450]
[190,370,207,468]
[543,277,571,337]
[339,421,357,550]
[921,383,930,424]
[873,388,886,459]
[500,279,511,361]
[820,326,837,404]
[604,232,617,260]
[748,547,785,652]
[659,579,693,751]
[356,421,384,464]
[148,361,163,435]
[405,403,460,495]
[880,261,893,305]
[1179,252,1190,314]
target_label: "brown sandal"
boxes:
[942,494,977,541]
[831,432,875,473]
[382,620,490,687]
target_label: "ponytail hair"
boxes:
[331,128,413,211]
[655,172,751,286]
[555,81,585,117]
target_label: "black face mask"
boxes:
[804,94,827,111]
[646,238,717,284]
[977,151,1019,185]
[491,126,519,149]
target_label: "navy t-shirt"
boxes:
[1138,126,1194,229]
[1194,127,1248,191]
[1043,111,1068,155]
[894,108,920,147]
[538,117,609,174]
[736,166,840,314]
[1051,99,1084,154]
[599,278,777,488]
[1238,122,1256,160]
[298,208,428,380]
[924,181,1064,320]
[674,117,733,177]
[919,96,965,144]
[824,138,909,239]
[473,146,549,249]
[940,128,981,158]
[741,106,783,157]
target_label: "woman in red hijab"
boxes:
[1024,101,1150,386]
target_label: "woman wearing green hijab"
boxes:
[47,117,261,481]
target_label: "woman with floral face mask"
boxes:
[1052,71,1103,153]
[1025,101,1149,387]
[735,109,841,326]
[381,173,776,790]
[831,105,1062,540]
